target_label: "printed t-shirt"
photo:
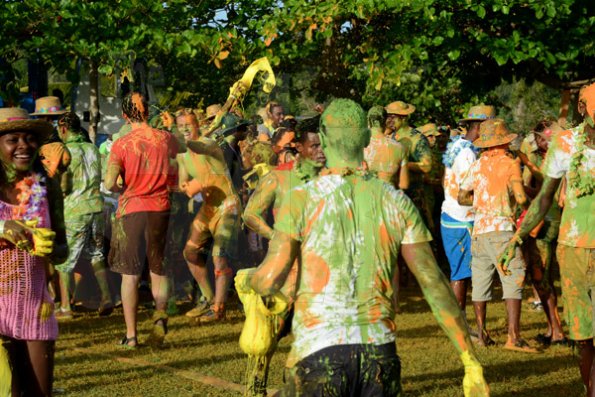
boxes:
[542,126,594,248]
[460,150,523,236]
[441,138,477,222]
[63,134,103,217]
[108,125,178,218]
[364,135,408,184]
[274,172,432,367]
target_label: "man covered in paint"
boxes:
[385,100,433,228]
[364,105,409,190]
[106,92,179,347]
[458,119,536,352]
[518,120,566,346]
[177,110,242,323]
[248,99,489,396]
[499,83,595,394]
[242,115,325,395]
[55,112,112,319]
[244,115,326,240]
[440,105,492,311]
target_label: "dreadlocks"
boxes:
[122,92,149,123]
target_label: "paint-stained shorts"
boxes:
[55,212,104,274]
[471,231,526,301]
[281,343,401,397]
[186,195,241,258]
[108,211,169,276]
[557,245,595,341]
[440,212,473,281]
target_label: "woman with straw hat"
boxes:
[0,107,67,395]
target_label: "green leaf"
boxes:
[447,50,460,60]
[476,5,486,18]
[97,64,113,75]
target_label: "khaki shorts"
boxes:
[558,245,595,341]
[471,231,526,301]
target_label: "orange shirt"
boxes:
[460,149,523,236]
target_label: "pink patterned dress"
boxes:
[0,173,58,340]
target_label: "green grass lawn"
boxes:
[54,285,584,397]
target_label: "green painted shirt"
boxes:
[274,170,432,367]
[63,134,103,217]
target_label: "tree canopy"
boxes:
[0,0,592,125]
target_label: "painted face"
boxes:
[534,132,549,152]
[176,114,200,141]
[386,114,406,131]
[466,121,482,141]
[297,132,326,165]
[427,135,437,148]
[269,105,285,128]
[0,131,39,172]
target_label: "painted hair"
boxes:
[122,92,148,123]
[533,119,554,133]
[321,99,369,155]
[367,105,386,129]
[58,112,81,133]
[295,115,320,143]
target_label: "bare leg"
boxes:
[213,256,232,307]
[150,272,169,312]
[91,259,112,305]
[576,340,594,396]
[184,244,214,302]
[450,279,469,311]
[58,271,72,311]
[26,340,54,397]
[505,299,522,343]
[473,301,493,345]
[121,274,141,341]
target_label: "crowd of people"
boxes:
[0,80,593,397]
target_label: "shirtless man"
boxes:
[176,110,242,323]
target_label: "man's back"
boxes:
[364,135,407,184]
[275,171,431,366]
[109,125,176,217]
[64,136,103,217]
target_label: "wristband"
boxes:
[0,220,5,236]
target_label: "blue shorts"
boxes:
[440,212,473,281]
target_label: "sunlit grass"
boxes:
[54,284,583,396]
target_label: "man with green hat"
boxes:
[384,100,433,228]
[177,110,242,323]
[458,118,536,352]
[247,98,489,396]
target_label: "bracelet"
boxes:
[513,234,523,246]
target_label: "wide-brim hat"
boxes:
[218,113,250,136]
[459,105,496,122]
[0,107,53,139]
[204,103,222,121]
[385,101,415,116]
[30,96,67,116]
[473,118,517,148]
[418,123,440,136]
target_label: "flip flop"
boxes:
[504,339,541,354]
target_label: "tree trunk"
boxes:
[88,61,99,143]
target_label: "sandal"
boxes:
[118,335,138,350]
[535,333,552,346]
[504,338,541,354]
[146,310,168,346]
[550,337,569,347]
[98,300,114,317]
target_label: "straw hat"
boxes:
[385,101,415,116]
[204,104,222,121]
[473,118,517,148]
[30,96,67,116]
[418,123,440,137]
[459,105,495,122]
[0,107,53,138]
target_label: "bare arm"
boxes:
[397,162,410,190]
[187,139,225,162]
[401,242,474,354]
[177,154,190,192]
[104,161,124,193]
[458,189,473,206]
[243,174,277,240]
[46,176,68,264]
[250,232,299,296]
